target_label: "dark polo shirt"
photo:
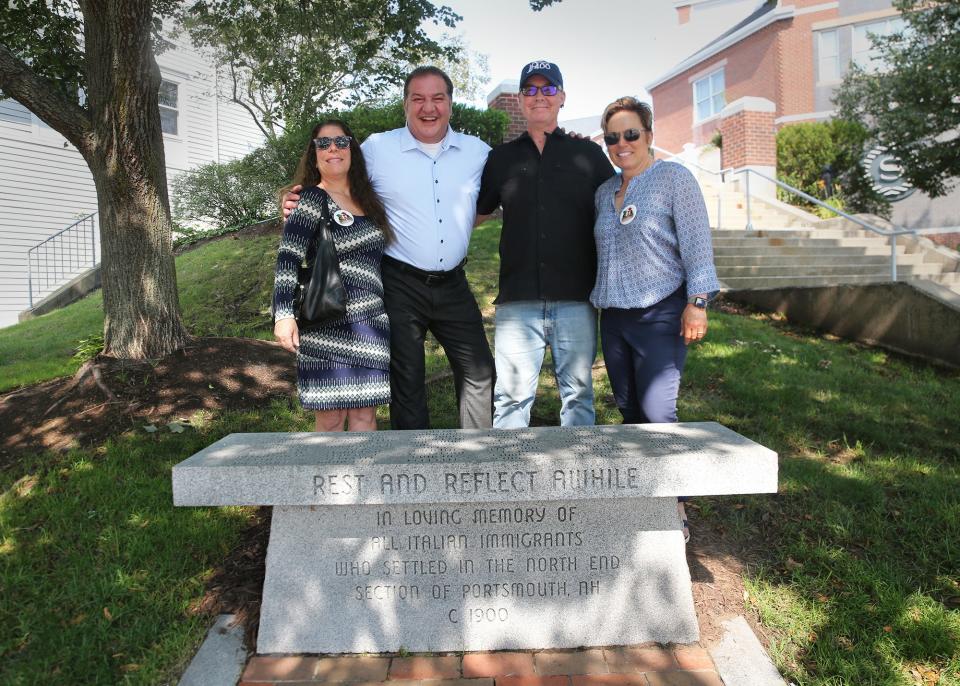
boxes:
[477,129,615,304]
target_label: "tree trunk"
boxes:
[81,0,187,358]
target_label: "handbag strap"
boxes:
[305,188,337,265]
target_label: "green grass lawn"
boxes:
[1,221,959,685]
[0,235,278,394]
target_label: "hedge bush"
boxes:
[172,101,509,230]
[171,156,279,229]
[776,122,836,201]
[776,119,890,218]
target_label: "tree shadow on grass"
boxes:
[0,403,305,684]
[0,337,297,478]
[679,319,960,684]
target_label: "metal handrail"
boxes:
[652,145,947,281]
[737,168,917,281]
[31,212,97,248]
[26,212,99,308]
[652,145,736,179]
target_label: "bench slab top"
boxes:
[172,422,777,506]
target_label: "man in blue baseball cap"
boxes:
[476,60,615,429]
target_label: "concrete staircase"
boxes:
[697,180,960,294]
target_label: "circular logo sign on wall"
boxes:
[861,146,917,202]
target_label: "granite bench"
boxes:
[172,422,777,654]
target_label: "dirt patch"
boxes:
[686,504,767,648]
[0,337,296,466]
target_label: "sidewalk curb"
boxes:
[178,614,247,686]
[710,615,787,686]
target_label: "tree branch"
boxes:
[0,44,93,155]
[226,61,273,140]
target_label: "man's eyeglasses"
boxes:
[314,135,352,150]
[603,128,646,146]
[520,85,560,97]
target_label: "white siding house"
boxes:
[0,35,265,328]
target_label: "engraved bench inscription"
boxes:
[172,422,777,653]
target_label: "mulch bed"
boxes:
[0,337,295,466]
[0,335,763,651]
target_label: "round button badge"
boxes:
[333,209,355,226]
[619,204,637,225]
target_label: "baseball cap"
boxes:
[520,60,563,89]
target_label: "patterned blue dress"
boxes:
[273,186,391,410]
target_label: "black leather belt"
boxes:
[382,254,467,286]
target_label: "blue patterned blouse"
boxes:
[590,160,720,310]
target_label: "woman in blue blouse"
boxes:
[591,97,720,539]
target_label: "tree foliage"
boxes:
[834,0,960,197]
[0,1,84,101]
[181,0,463,140]
[173,102,509,229]
[411,34,491,104]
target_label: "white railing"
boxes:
[26,212,99,308]
[651,145,735,181]
[737,168,922,281]
[652,144,954,282]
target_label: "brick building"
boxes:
[646,0,959,231]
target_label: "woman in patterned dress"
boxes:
[590,97,721,541]
[273,120,394,431]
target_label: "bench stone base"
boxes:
[257,497,697,654]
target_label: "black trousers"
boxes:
[381,259,494,430]
[599,286,688,425]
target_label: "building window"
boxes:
[693,68,725,122]
[158,79,179,135]
[818,30,840,82]
[853,16,905,72]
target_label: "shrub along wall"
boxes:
[776,119,890,219]
[172,102,509,231]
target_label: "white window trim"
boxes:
[687,58,727,85]
[817,29,841,85]
[159,77,183,140]
[692,68,725,124]
[694,112,723,128]
[812,7,900,32]
[852,16,905,72]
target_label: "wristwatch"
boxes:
[687,296,708,310]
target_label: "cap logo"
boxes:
[526,61,552,72]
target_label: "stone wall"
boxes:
[725,281,960,368]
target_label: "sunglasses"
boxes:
[520,85,560,97]
[314,135,352,150]
[603,128,646,146]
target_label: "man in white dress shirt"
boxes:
[286,67,494,430]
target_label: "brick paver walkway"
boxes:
[239,645,724,685]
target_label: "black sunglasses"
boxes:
[520,85,560,97]
[314,135,352,150]
[603,128,646,146]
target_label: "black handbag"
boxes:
[293,190,347,328]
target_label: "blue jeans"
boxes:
[493,300,597,428]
